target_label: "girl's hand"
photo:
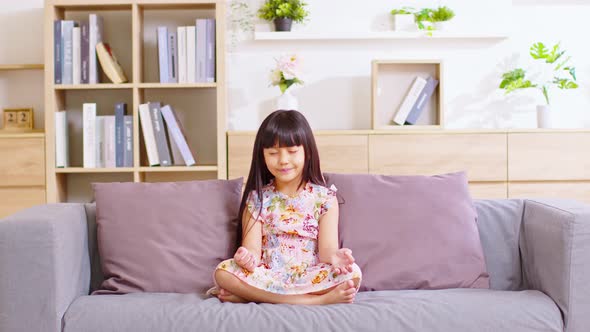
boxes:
[234,246,258,272]
[331,248,355,275]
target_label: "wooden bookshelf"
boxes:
[371,59,444,130]
[0,64,44,71]
[44,0,226,203]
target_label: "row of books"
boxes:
[55,103,133,168]
[54,15,127,85]
[55,102,196,168]
[139,102,196,167]
[157,19,216,84]
[392,76,439,125]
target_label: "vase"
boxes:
[276,89,299,111]
[536,105,551,128]
[274,18,293,32]
[392,14,416,31]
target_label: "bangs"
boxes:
[260,117,306,148]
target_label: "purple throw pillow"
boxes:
[92,179,242,295]
[324,172,489,291]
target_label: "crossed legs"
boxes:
[214,269,360,305]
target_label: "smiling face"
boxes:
[263,144,305,185]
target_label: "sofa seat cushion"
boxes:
[63,289,562,332]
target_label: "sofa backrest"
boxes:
[84,203,104,293]
[83,199,525,294]
[473,199,524,291]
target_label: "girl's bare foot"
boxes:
[218,288,248,303]
[315,280,356,305]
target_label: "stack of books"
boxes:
[138,102,196,167]
[392,76,439,125]
[54,14,127,85]
[55,102,133,168]
[157,18,216,84]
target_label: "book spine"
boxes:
[393,76,428,125]
[205,19,216,83]
[405,77,439,125]
[149,102,172,166]
[123,115,133,167]
[89,14,103,84]
[62,21,74,85]
[82,103,96,168]
[104,116,116,168]
[55,111,68,168]
[157,26,169,83]
[196,19,207,83]
[115,102,126,167]
[168,31,178,83]
[177,26,187,84]
[138,103,159,166]
[80,21,89,84]
[186,26,196,83]
[72,26,81,85]
[54,20,62,84]
[96,116,104,168]
[165,109,184,166]
[160,105,196,166]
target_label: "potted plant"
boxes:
[258,0,309,32]
[390,7,416,31]
[430,6,455,31]
[499,42,578,128]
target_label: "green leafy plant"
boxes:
[258,0,309,23]
[499,42,578,105]
[390,6,414,15]
[431,6,455,22]
[390,6,454,30]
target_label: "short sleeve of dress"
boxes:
[246,190,263,222]
[319,184,338,216]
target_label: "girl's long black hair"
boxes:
[237,110,325,244]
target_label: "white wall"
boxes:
[2,0,590,131]
[227,0,590,130]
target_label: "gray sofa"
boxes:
[1,198,589,332]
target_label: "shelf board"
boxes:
[254,31,509,41]
[138,83,217,89]
[0,64,44,71]
[138,165,218,172]
[55,167,135,173]
[0,129,45,138]
[54,83,133,90]
[374,125,443,131]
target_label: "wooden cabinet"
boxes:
[0,132,46,218]
[228,130,590,202]
[508,131,590,204]
[227,132,369,181]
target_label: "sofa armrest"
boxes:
[521,199,590,332]
[0,204,90,332]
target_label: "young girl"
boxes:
[212,110,362,305]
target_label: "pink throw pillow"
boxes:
[324,172,489,291]
[92,179,242,294]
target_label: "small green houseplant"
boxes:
[499,42,578,127]
[258,0,309,32]
[431,6,455,30]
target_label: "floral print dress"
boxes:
[215,181,362,295]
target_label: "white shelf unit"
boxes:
[254,30,509,41]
